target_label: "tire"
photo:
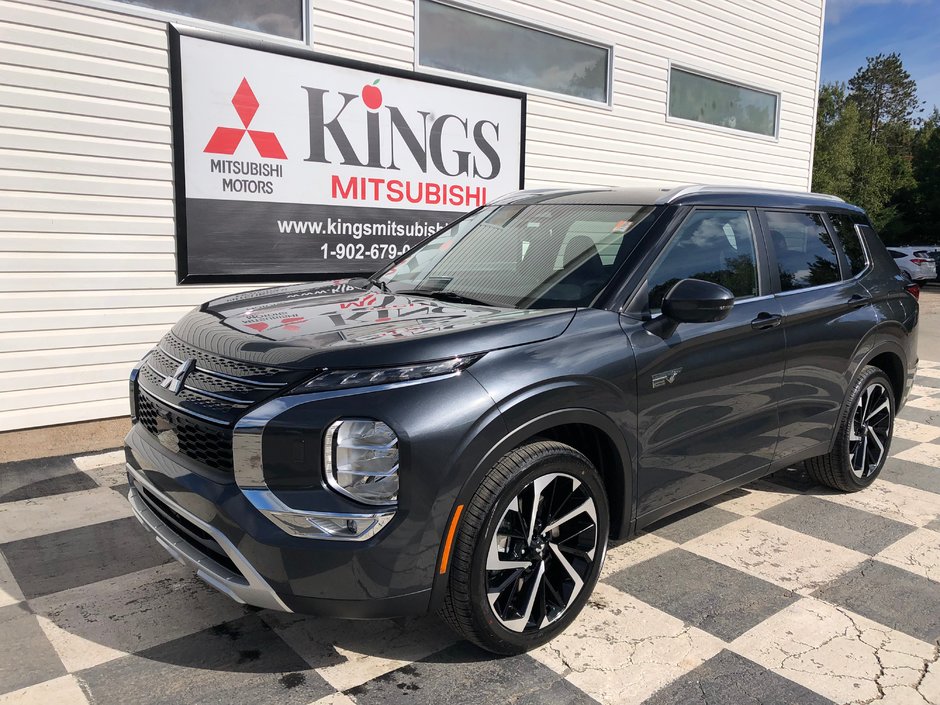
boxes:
[805,365,895,492]
[440,441,609,655]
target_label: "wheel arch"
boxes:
[429,407,634,610]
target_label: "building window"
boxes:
[114,0,304,40]
[668,67,778,137]
[417,0,610,103]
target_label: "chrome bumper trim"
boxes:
[126,463,291,612]
[232,394,397,541]
[242,488,395,541]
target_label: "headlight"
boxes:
[324,419,399,505]
[291,354,482,394]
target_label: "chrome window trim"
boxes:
[844,221,874,280]
[774,279,846,297]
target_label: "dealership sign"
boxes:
[169,27,526,283]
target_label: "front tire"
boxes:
[440,441,609,654]
[805,365,894,491]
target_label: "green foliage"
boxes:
[848,53,922,144]
[812,53,938,246]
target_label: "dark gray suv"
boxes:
[125,185,918,654]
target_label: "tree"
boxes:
[813,55,939,244]
[812,82,859,196]
[848,52,922,145]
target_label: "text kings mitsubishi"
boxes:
[126,185,917,654]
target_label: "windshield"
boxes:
[376,204,655,309]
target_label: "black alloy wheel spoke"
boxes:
[849,383,891,479]
[485,473,598,633]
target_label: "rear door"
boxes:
[626,208,786,519]
[761,209,875,462]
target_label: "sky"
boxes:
[821,0,940,114]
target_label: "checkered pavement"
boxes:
[1,364,939,705]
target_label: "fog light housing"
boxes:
[324,419,399,505]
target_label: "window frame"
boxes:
[625,206,768,318]
[70,0,311,45]
[666,62,781,141]
[414,0,614,109]
[824,212,872,281]
[757,208,850,295]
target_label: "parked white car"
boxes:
[887,247,938,284]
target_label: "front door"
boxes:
[624,208,787,520]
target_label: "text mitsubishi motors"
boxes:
[171,27,525,283]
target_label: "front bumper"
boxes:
[127,462,291,612]
[125,423,433,618]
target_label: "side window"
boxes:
[646,209,758,311]
[765,211,841,291]
[829,213,868,276]
[888,249,905,259]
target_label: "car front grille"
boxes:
[136,391,236,472]
[134,333,307,473]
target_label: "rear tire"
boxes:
[440,441,609,655]
[805,365,894,492]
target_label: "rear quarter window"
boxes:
[828,213,868,276]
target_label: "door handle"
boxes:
[848,294,872,309]
[751,313,783,330]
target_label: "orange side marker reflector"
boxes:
[439,504,465,574]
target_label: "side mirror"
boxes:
[662,278,735,323]
[645,279,735,339]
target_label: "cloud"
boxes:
[826,0,934,23]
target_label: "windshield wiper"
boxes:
[368,277,392,293]
[397,289,494,307]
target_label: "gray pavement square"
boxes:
[0,517,172,599]
[641,503,741,544]
[882,456,940,494]
[0,454,98,504]
[640,649,837,705]
[813,559,940,643]
[756,494,917,554]
[603,548,799,641]
[76,614,333,705]
[0,602,67,694]
[346,641,600,705]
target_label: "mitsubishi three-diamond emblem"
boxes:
[160,358,195,395]
[204,78,287,159]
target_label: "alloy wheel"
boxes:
[849,382,892,479]
[485,472,600,633]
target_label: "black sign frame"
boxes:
[168,25,527,285]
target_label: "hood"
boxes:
[169,280,575,370]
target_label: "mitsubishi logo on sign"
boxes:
[170,26,524,285]
[204,78,287,159]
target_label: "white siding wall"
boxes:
[0,0,824,432]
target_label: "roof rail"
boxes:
[658,184,845,204]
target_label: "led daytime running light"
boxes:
[293,354,482,393]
